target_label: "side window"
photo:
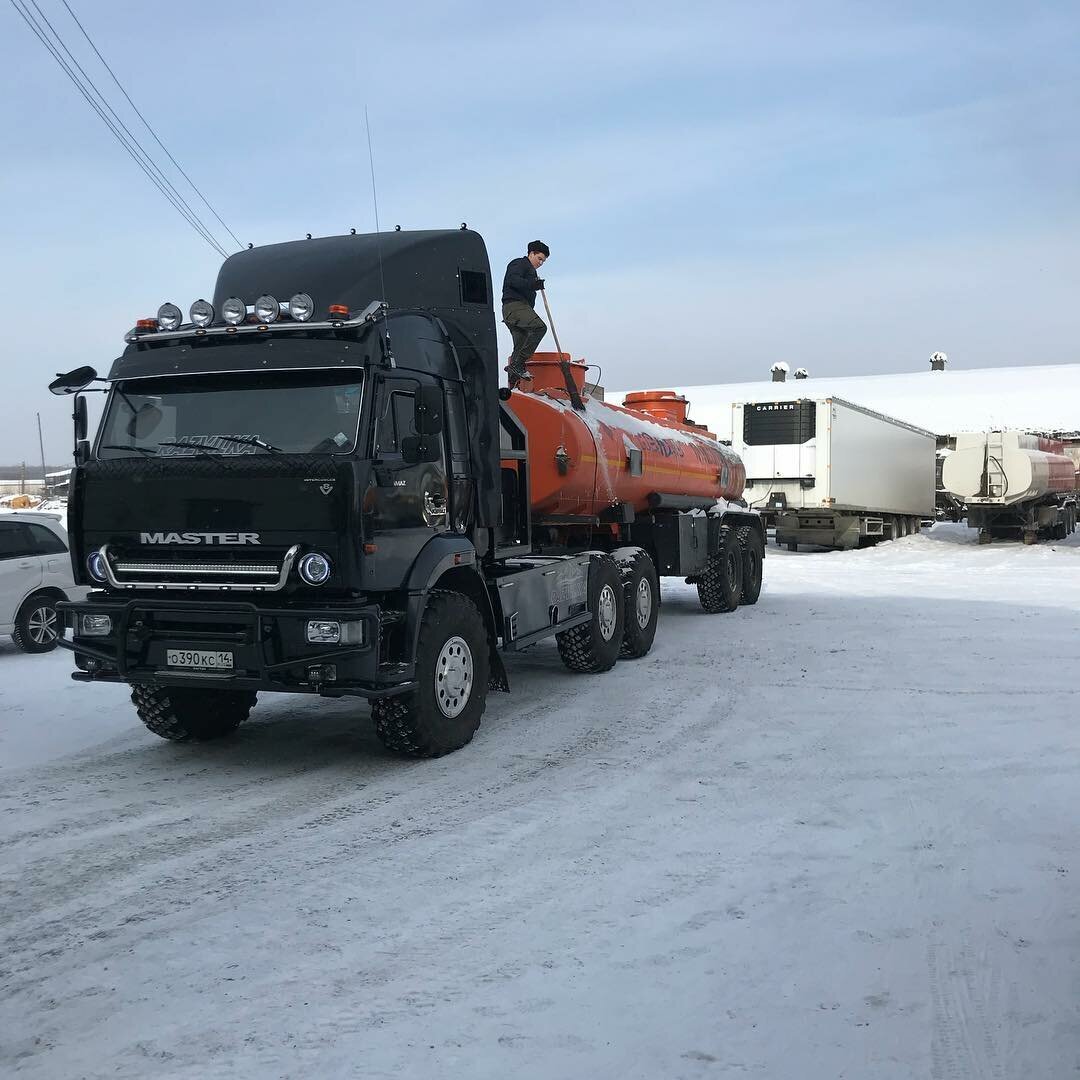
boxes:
[27,523,67,555]
[375,390,415,456]
[0,522,33,560]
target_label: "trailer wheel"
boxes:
[130,684,256,742]
[736,526,764,605]
[613,548,659,659]
[557,554,625,673]
[372,590,490,758]
[697,529,743,613]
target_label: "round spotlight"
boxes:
[255,294,280,323]
[288,293,315,322]
[157,302,182,331]
[189,299,214,327]
[298,551,332,586]
[86,551,108,583]
[222,297,246,325]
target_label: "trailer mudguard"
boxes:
[403,535,509,691]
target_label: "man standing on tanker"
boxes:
[502,240,550,386]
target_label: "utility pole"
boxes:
[20,461,26,495]
[37,412,48,497]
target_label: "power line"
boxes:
[21,0,229,257]
[58,0,243,251]
[9,0,229,258]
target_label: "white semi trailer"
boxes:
[941,430,1078,544]
[732,397,936,551]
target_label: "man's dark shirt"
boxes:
[502,256,541,308]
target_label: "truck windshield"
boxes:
[96,371,364,458]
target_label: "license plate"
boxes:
[166,649,234,671]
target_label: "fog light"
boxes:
[81,614,113,636]
[222,297,246,325]
[255,294,280,323]
[288,292,315,321]
[86,551,108,582]
[306,620,341,644]
[298,551,332,585]
[189,299,214,327]
[157,302,182,330]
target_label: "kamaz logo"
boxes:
[140,532,261,545]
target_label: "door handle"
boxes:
[18,561,33,568]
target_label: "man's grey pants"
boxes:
[502,301,547,374]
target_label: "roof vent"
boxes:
[770,361,789,383]
[793,367,809,380]
[929,351,947,372]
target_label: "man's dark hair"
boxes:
[527,240,550,257]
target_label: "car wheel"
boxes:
[13,592,61,653]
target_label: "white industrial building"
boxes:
[639,362,1080,442]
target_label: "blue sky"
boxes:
[1,0,1078,461]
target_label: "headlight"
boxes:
[189,299,214,327]
[255,294,280,323]
[222,297,246,325]
[298,551,332,585]
[157,302,182,331]
[86,551,108,582]
[288,293,315,322]
[81,614,113,637]
[306,619,365,644]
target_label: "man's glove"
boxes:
[535,278,545,289]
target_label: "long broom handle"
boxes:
[539,286,584,410]
[540,287,564,357]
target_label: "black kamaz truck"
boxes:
[51,229,763,756]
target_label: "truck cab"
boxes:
[52,229,763,757]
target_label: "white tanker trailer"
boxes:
[941,430,1079,544]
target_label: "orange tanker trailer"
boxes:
[495,353,762,632]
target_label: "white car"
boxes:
[0,511,86,653]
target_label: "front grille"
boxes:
[101,545,299,591]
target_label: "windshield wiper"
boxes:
[156,439,225,457]
[100,443,158,456]
[212,434,284,454]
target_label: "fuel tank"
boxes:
[943,431,1079,506]
[503,354,745,517]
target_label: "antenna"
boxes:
[364,105,392,364]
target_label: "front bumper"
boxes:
[56,596,414,699]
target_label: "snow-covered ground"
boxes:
[2,525,1079,1079]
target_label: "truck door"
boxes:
[363,377,449,589]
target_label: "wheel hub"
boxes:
[28,605,58,646]
[598,584,617,641]
[435,636,473,719]
[635,577,652,629]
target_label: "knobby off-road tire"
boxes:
[697,529,743,614]
[736,525,764,606]
[557,554,625,673]
[372,590,490,758]
[12,591,62,653]
[612,547,659,659]
[131,684,257,742]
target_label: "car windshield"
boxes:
[96,371,364,458]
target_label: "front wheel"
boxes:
[131,684,256,741]
[697,529,743,613]
[12,592,61,653]
[557,554,625,672]
[372,590,490,758]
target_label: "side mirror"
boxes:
[414,385,444,435]
[74,396,88,442]
[401,435,441,464]
[126,402,163,439]
[49,366,98,395]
